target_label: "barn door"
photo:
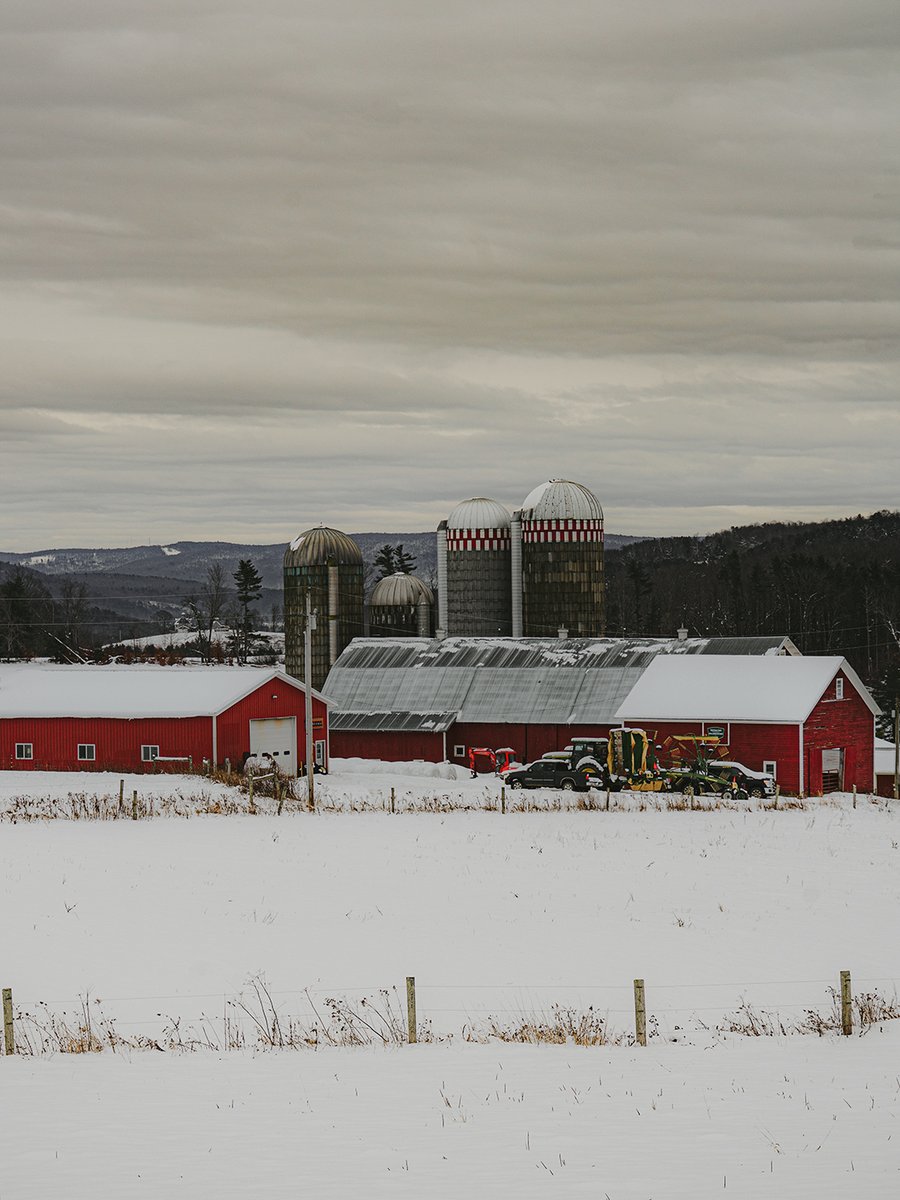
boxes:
[250,717,298,777]
[821,748,844,793]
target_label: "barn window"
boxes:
[77,744,96,761]
[763,760,777,779]
[835,678,844,700]
[15,743,33,760]
[315,739,326,766]
[141,745,160,762]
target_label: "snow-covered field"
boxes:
[1,765,898,1197]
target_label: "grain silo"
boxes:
[437,498,512,636]
[369,573,434,638]
[284,526,364,690]
[511,479,605,637]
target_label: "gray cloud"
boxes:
[1,1,897,549]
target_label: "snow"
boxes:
[160,545,181,556]
[0,663,296,718]
[1,765,898,1196]
[618,654,878,723]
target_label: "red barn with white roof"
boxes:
[0,665,329,775]
[617,655,878,795]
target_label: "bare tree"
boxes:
[187,563,232,661]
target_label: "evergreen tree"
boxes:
[233,559,263,661]
[394,544,417,574]
[373,544,397,579]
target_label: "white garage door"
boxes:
[249,717,298,776]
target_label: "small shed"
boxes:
[875,738,898,798]
[617,655,878,795]
[0,664,330,775]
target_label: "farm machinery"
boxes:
[660,734,775,799]
[468,746,520,777]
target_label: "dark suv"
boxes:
[505,760,592,792]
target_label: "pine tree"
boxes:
[233,559,263,661]
[373,544,397,579]
[394,544,417,574]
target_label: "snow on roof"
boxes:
[617,655,879,724]
[324,635,798,726]
[0,664,321,719]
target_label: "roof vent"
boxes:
[676,626,688,642]
[558,626,568,641]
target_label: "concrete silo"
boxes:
[369,573,434,638]
[511,479,605,637]
[437,498,512,636]
[284,526,364,690]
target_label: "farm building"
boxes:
[874,737,898,798]
[617,654,878,795]
[326,632,802,766]
[0,664,329,775]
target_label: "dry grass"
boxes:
[720,989,900,1038]
[466,1005,623,1046]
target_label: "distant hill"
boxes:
[605,510,900,717]
[0,531,645,591]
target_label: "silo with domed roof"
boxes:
[437,497,512,636]
[283,525,364,689]
[512,479,605,637]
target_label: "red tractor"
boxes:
[467,747,520,777]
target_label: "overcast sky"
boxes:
[1,0,897,550]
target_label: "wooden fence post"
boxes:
[774,784,779,811]
[390,787,396,815]
[852,785,857,810]
[501,786,506,815]
[118,778,124,815]
[248,774,255,814]
[406,976,417,1044]
[634,978,647,1047]
[132,789,138,820]
[2,988,13,1055]
[840,969,852,1036]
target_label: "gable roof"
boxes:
[0,664,325,720]
[616,655,880,724]
[324,635,798,727]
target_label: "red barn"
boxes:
[0,664,329,776]
[617,655,878,795]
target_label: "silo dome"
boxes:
[284,525,362,568]
[447,497,511,530]
[370,573,434,607]
[519,479,603,522]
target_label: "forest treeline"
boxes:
[606,509,900,714]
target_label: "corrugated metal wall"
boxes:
[0,716,212,772]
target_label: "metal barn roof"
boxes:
[324,635,797,727]
[330,710,457,733]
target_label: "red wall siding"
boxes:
[217,681,329,770]
[329,730,445,762]
[0,716,212,773]
[803,671,875,794]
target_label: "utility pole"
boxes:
[304,590,316,812]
